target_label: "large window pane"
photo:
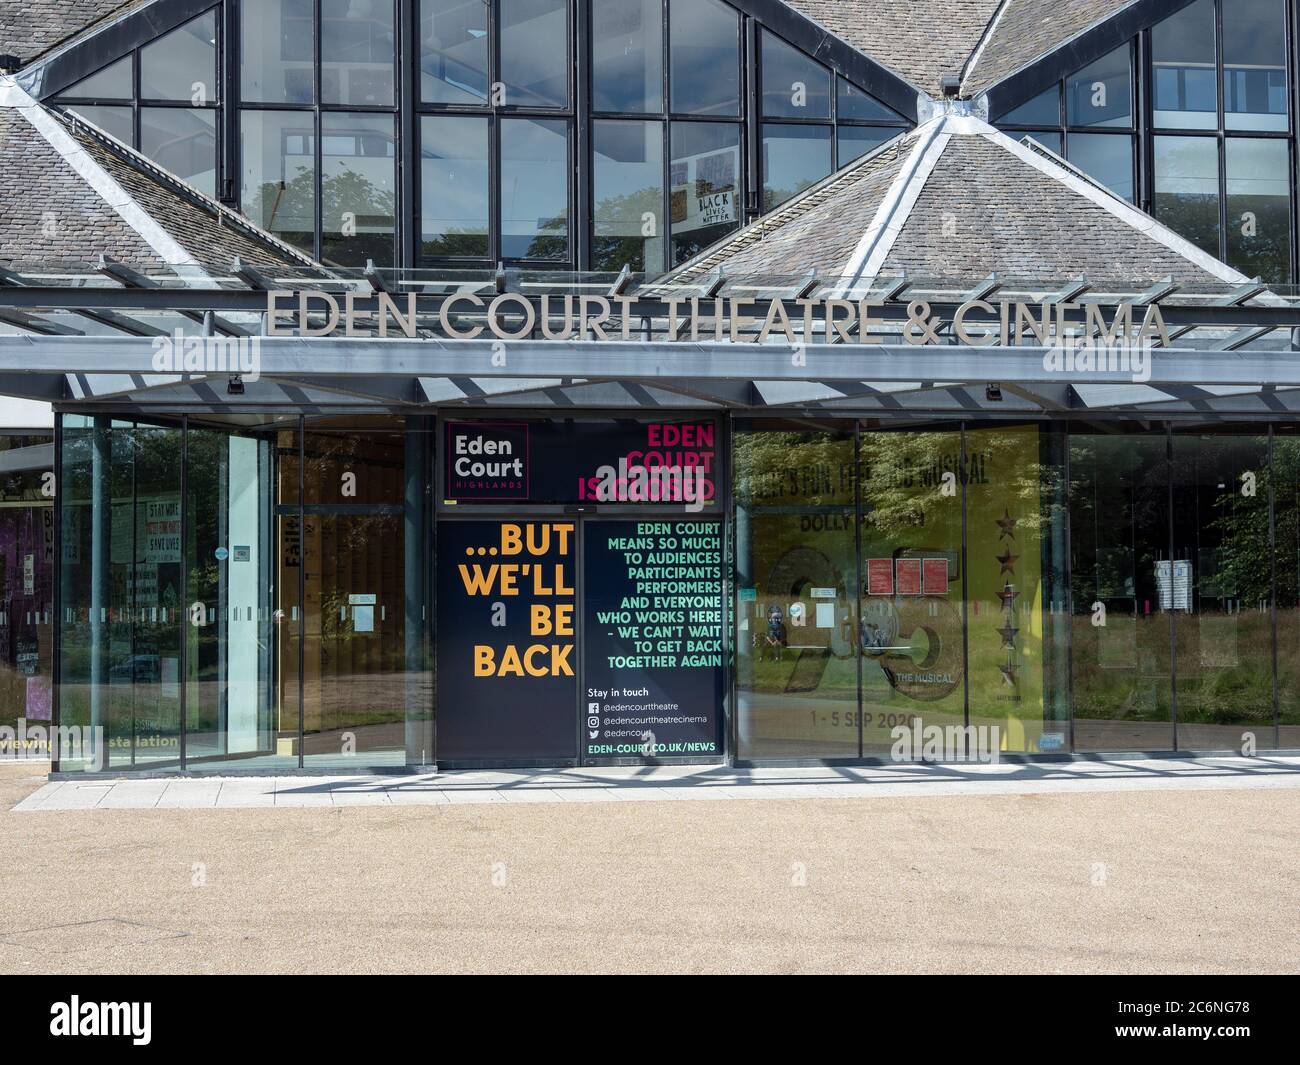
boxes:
[1070,427,1174,752]
[241,0,315,104]
[1171,432,1275,750]
[140,11,217,103]
[669,0,739,116]
[501,118,569,259]
[997,86,1058,126]
[1066,43,1131,128]
[762,124,831,210]
[500,0,569,108]
[1223,0,1288,131]
[321,113,397,267]
[592,0,662,113]
[1067,132,1134,202]
[420,115,489,258]
[64,105,134,144]
[141,108,217,197]
[1153,135,1220,257]
[1275,429,1300,748]
[735,422,859,759]
[1226,138,1292,283]
[59,55,133,101]
[761,30,830,120]
[1152,0,1217,129]
[858,427,966,754]
[964,425,1070,754]
[838,126,896,166]
[241,110,317,253]
[322,0,396,106]
[838,78,899,123]
[670,121,741,265]
[593,120,665,272]
[419,0,489,105]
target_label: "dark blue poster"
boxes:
[436,521,578,763]
[583,521,725,762]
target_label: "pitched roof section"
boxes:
[672,111,1248,289]
[0,0,135,65]
[961,0,1138,96]
[785,0,1002,97]
[0,74,319,276]
[673,132,913,280]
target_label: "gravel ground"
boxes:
[2,762,1296,974]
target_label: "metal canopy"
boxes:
[0,333,1296,417]
[1,264,1298,417]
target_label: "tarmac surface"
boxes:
[3,758,1298,974]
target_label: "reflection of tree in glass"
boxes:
[593,186,661,271]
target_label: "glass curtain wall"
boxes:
[53,8,221,197]
[241,0,399,264]
[0,435,55,744]
[996,0,1295,282]
[56,413,433,772]
[737,418,1289,761]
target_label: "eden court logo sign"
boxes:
[265,290,1172,351]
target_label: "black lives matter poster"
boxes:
[437,521,578,763]
[583,521,724,762]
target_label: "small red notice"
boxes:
[895,558,922,596]
[867,559,894,596]
[923,558,949,595]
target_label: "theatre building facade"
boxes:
[2,0,1300,772]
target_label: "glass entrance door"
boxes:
[298,512,406,765]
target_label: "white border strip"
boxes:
[835,116,952,295]
[0,74,210,286]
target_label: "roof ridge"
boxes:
[958,0,1013,92]
[963,0,1144,98]
[835,116,955,292]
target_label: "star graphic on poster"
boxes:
[997,618,1019,648]
[996,509,1017,541]
[996,548,1019,574]
[999,662,1019,687]
[997,583,1018,607]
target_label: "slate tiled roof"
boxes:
[961,0,1139,96]
[673,132,912,280]
[0,75,318,276]
[0,0,136,64]
[0,103,158,269]
[876,132,1231,285]
[785,0,1003,96]
[671,113,1245,289]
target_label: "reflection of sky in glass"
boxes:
[763,125,832,209]
[501,119,569,258]
[761,30,830,119]
[500,0,569,107]
[420,116,489,250]
[420,0,489,104]
[670,0,739,116]
[1066,133,1133,202]
[592,0,662,113]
